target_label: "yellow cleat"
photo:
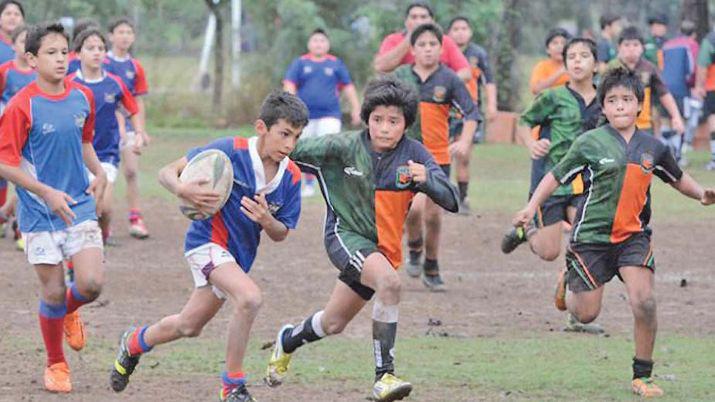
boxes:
[15,237,24,252]
[44,362,72,393]
[265,324,293,387]
[64,310,86,351]
[632,377,664,398]
[373,373,412,402]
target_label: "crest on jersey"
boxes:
[469,56,479,67]
[267,201,282,215]
[639,70,650,85]
[104,92,116,103]
[433,86,447,102]
[125,70,135,80]
[303,66,313,74]
[74,113,86,128]
[324,67,334,76]
[640,152,655,173]
[395,166,412,189]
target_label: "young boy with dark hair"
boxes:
[110,91,307,402]
[513,67,714,397]
[530,28,571,95]
[0,22,106,393]
[104,17,151,239]
[0,0,24,64]
[67,18,99,74]
[394,23,479,291]
[265,75,459,402]
[70,28,142,244]
[597,13,622,72]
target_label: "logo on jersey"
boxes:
[640,152,655,173]
[125,70,135,80]
[598,157,615,165]
[395,166,412,189]
[267,201,282,215]
[104,92,116,103]
[41,123,56,135]
[74,113,86,128]
[639,71,651,85]
[433,86,447,103]
[303,66,313,74]
[344,167,364,177]
[324,67,334,76]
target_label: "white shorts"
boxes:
[185,243,237,300]
[303,117,341,139]
[23,220,103,265]
[87,162,119,184]
[120,131,137,150]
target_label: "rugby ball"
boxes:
[178,149,234,220]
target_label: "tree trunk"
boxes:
[204,0,225,109]
[495,0,523,111]
[681,0,709,41]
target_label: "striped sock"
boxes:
[65,283,90,314]
[127,325,153,356]
[129,209,142,224]
[39,301,67,366]
[0,184,7,208]
[220,370,245,398]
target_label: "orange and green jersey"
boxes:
[607,58,668,130]
[394,64,480,165]
[290,130,458,267]
[551,125,683,245]
[529,58,569,92]
[462,43,494,102]
[697,32,715,91]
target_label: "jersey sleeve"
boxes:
[186,137,235,161]
[0,98,31,166]
[283,58,302,85]
[289,135,339,171]
[520,90,556,127]
[412,143,459,213]
[450,74,480,122]
[597,39,612,62]
[132,59,148,95]
[443,37,470,73]
[653,142,683,183]
[475,46,494,83]
[697,36,713,67]
[377,33,403,56]
[551,135,588,184]
[116,77,139,116]
[529,61,546,89]
[81,88,96,143]
[650,65,669,98]
[336,59,353,88]
[0,63,8,94]
[273,165,301,230]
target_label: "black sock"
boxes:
[632,357,654,379]
[423,258,439,275]
[281,311,326,354]
[408,238,423,264]
[457,181,468,202]
[372,304,398,381]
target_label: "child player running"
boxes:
[264,76,459,402]
[110,91,307,402]
[0,22,106,393]
[513,67,714,397]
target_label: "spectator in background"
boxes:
[0,0,23,64]
[644,13,669,69]
[283,28,361,197]
[596,13,622,73]
[530,28,571,95]
[693,23,715,170]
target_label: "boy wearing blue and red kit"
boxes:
[0,22,107,394]
[71,28,142,243]
[0,0,24,64]
[110,91,307,402]
[104,17,151,239]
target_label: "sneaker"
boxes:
[44,362,71,393]
[706,160,715,171]
[421,272,446,292]
[373,373,412,402]
[110,328,142,392]
[220,384,256,402]
[501,227,527,254]
[301,183,316,198]
[457,199,472,216]
[15,236,24,252]
[554,270,567,311]
[564,313,605,335]
[129,217,149,239]
[265,324,293,387]
[405,251,422,278]
[63,310,86,351]
[632,377,664,397]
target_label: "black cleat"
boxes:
[501,227,527,254]
[221,384,257,402]
[110,328,142,392]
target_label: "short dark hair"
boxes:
[447,16,470,31]
[72,18,99,42]
[0,0,24,18]
[25,22,69,56]
[647,13,668,26]
[360,75,418,128]
[599,13,620,30]
[545,28,571,47]
[562,37,598,65]
[258,90,309,130]
[681,20,696,36]
[309,28,328,39]
[10,23,26,43]
[108,17,134,33]
[618,26,644,45]
[405,2,433,18]
[410,23,443,46]
[597,67,644,106]
[73,28,107,53]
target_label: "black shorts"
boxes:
[531,194,582,228]
[564,232,654,293]
[704,91,715,117]
[440,164,451,177]
[324,226,380,301]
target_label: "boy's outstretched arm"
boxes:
[513,172,560,227]
[670,173,715,205]
[410,159,459,213]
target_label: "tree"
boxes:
[681,0,709,41]
[495,0,523,111]
[204,0,227,109]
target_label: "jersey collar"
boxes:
[248,136,288,194]
[74,69,106,84]
[107,50,132,62]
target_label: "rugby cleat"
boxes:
[421,272,446,292]
[564,314,605,335]
[110,328,142,392]
[44,362,72,393]
[220,384,256,402]
[405,251,422,278]
[373,373,412,402]
[632,377,664,397]
[63,310,86,351]
[265,324,294,387]
[554,270,567,311]
[501,226,527,254]
[129,217,149,239]
[457,199,472,216]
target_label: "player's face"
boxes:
[257,118,302,162]
[610,19,623,37]
[447,20,472,46]
[79,35,106,70]
[368,105,406,152]
[110,23,135,51]
[602,85,640,131]
[565,42,596,82]
[618,39,643,64]
[412,31,441,68]
[405,7,432,32]
[307,33,329,57]
[12,30,25,56]
[0,4,23,35]
[650,23,667,38]
[27,33,68,83]
[546,36,567,61]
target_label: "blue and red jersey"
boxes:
[283,54,352,119]
[67,52,81,75]
[70,70,138,166]
[0,37,14,65]
[0,60,37,105]
[103,51,148,96]
[0,78,97,232]
[183,136,302,272]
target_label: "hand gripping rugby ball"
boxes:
[178,149,234,221]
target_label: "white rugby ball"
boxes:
[178,149,234,221]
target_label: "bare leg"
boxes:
[619,266,657,361]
